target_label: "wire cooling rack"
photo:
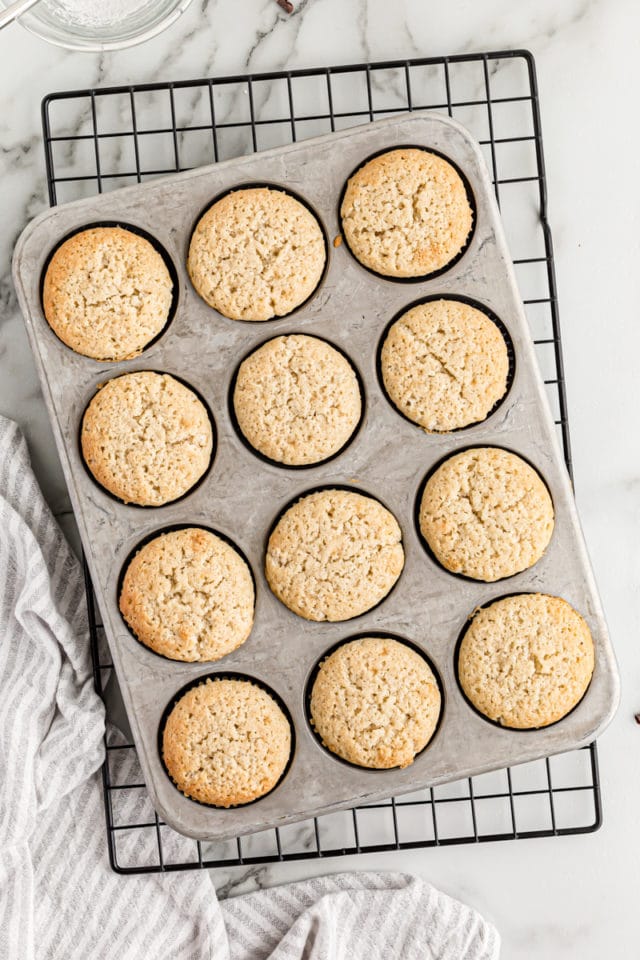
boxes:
[42,50,602,875]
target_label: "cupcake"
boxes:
[381,299,509,431]
[266,489,404,621]
[188,187,325,320]
[458,594,595,728]
[233,334,361,465]
[43,226,173,361]
[419,447,554,581]
[81,371,213,506]
[120,528,254,661]
[340,148,473,278]
[162,678,291,806]
[310,636,441,768]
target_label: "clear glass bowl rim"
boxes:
[6,0,194,52]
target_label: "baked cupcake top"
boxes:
[119,528,254,662]
[458,594,595,729]
[381,299,510,432]
[340,148,473,278]
[266,489,404,622]
[162,678,291,806]
[419,447,554,581]
[81,371,213,506]
[43,226,173,362]
[310,636,441,768]
[233,334,361,465]
[188,187,326,321]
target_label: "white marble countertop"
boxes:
[1,1,639,956]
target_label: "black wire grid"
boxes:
[42,51,601,875]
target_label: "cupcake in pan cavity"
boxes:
[119,527,254,662]
[232,334,362,466]
[162,677,292,807]
[42,225,174,362]
[187,186,326,321]
[380,298,511,432]
[309,636,441,769]
[457,594,595,729]
[81,370,213,506]
[266,488,404,622]
[340,148,474,280]
[418,447,554,582]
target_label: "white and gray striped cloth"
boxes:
[0,415,500,960]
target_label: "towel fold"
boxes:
[0,416,499,960]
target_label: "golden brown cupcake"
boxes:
[233,334,361,465]
[81,371,213,506]
[419,447,554,581]
[381,299,509,431]
[120,528,254,661]
[310,637,441,768]
[266,489,404,621]
[162,678,291,806]
[43,226,173,361]
[458,594,595,728]
[188,187,325,320]
[340,148,473,278]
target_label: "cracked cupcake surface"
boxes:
[458,594,595,728]
[310,636,441,768]
[266,489,404,622]
[419,447,554,581]
[340,148,473,278]
[81,371,213,506]
[120,528,254,661]
[43,226,173,361]
[233,334,361,465]
[162,678,291,806]
[381,299,510,432]
[187,187,326,320]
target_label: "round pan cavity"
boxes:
[118,524,256,663]
[40,221,179,362]
[264,484,405,623]
[454,592,595,731]
[414,445,555,583]
[229,332,366,469]
[187,181,329,322]
[306,632,444,770]
[377,294,515,434]
[79,369,216,508]
[338,145,476,283]
[159,672,295,808]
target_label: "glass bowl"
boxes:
[6,0,194,51]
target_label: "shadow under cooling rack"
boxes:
[43,49,600,875]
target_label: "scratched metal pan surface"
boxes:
[13,112,619,841]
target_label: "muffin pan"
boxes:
[13,112,619,841]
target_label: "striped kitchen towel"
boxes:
[0,416,499,960]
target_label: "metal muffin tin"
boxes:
[13,112,619,841]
